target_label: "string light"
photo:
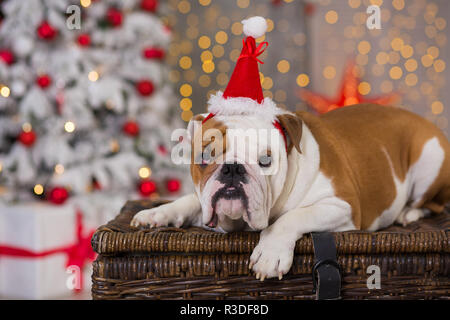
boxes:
[179,56,192,69]
[323,66,336,79]
[80,0,91,8]
[325,11,338,25]
[138,167,152,179]
[198,36,211,49]
[202,60,215,73]
[0,86,10,98]
[88,71,99,82]
[181,110,193,122]
[431,101,444,115]
[177,0,191,14]
[277,60,290,73]
[262,77,273,90]
[110,139,120,153]
[236,0,250,9]
[34,184,44,195]
[54,164,64,175]
[389,66,403,80]
[215,31,228,44]
[179,84,192,97]
[296,74,310,87]
[64,121,76,133]
[200,51,213,62]
[22,122,32,132]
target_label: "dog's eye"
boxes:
[258,155,272,167]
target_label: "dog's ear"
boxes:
[276,113,303,154]
[187,114,206,142]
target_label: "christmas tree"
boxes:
[0,0,187,204]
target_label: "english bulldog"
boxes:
[131,102,450,280]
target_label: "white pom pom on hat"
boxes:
[241,16,267,39]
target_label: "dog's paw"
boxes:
[130,204,182,228]
[249,229,296,281]
[396,208,427,227]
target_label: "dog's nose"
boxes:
[221,163,246,177]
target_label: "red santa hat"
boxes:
[204,16,284,121]
[203,16,287,148]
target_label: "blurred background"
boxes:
[0,0,448,299]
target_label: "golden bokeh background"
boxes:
[307,0,448,136]
[162,0,448,137]
[164,0,308,122]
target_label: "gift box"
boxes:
[0,200,98,299]
[91,200,450,300]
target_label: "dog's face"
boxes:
[188,112,302,232]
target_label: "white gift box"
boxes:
[0,196,110,299]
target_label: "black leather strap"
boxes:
[311,232,341,300]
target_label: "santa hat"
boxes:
[203,16,287,148]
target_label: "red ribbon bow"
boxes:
[238,39,269,64]
[0,210,96,293]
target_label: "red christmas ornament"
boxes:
[163,25,172,35]
[140,0,159,12]
[0,50,14,65]
[37,21,58,40]
[36,74,52,89]
[136,79,154,96]
[304,3,316,16]
[77,34,91,47]
[158,145,167,155]
[106,8,123,27]
[18,130,36,147]
[92,178,102,190]
[299,60,401,114]
[271,0,283,6]
[139,180,157,196]
[142,47,165,60]
[48,186,69,205]
[122,120,140,137]
[166,179,181,193]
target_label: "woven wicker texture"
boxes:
[91,200,450,300]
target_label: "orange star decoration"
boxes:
[299,61,401,114]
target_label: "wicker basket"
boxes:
[91,200,450,300]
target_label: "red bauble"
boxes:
[92,178,102,190]
[304,3,316,16]
[139,180,157,196]
[0,50,14,65]
[140,0,158,12]
[36,74,52,89]
[18,130,36,147]
[142,47,165,59]
[166,179,181,193]
[37,21,58,40]
[106,8,123,27]
[163,25,172,34]
[136,79,154,96]
[158,145,167,155]
[122,120,140,137]
[77,33,91,47]
[48,186,69,205]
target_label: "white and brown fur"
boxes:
[131,104,450,280]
